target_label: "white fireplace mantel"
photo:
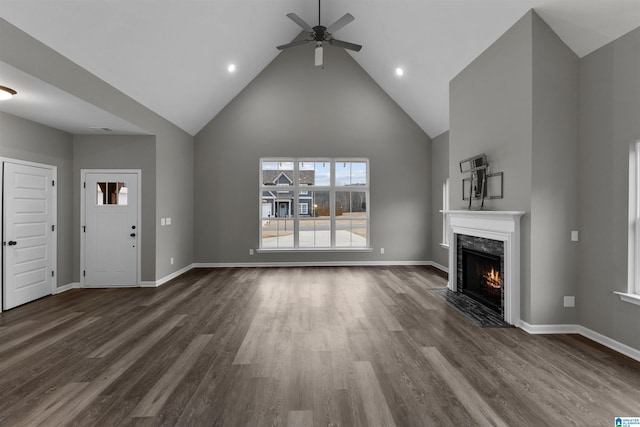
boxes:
[444,210,525,325]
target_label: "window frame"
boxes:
[258,157,372,252]
[440,178,450,248]
[617,140,640,305]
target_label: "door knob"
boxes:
[7,241,17,246]
[130,233,136,237]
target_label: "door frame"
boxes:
[1,157,57,313]
[80,169,141,288]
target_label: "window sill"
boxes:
[257,248,373,254]
[439,243,450,249]
[614,291,640,306]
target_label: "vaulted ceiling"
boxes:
[1,0,639,138]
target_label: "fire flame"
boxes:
[483,267,501,289]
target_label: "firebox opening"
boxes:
[461,248,502,314]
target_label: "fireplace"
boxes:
[456,234,505,314]
[444,210,524,325]
[461,248,502,313]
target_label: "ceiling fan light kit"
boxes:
[277,0,362,67]
[314,42,323,66]
[0,85,17,101]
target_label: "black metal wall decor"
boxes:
[460,154,503,209]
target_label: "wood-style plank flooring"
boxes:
[1,266,640,426]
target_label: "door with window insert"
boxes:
[83,172,139,286]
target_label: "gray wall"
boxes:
[195,43,431,264]
[155,130,194,279]
[530,13,579,324]
[450,12,534,320]
[449,10,580,325]
[578,26,640,349]
[431,131,449,268]
[73,135,156,282]
[0,111,74,288]
[1,18,194,281]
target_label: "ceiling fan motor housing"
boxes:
[312,26,328,41]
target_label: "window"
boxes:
[441,179,450,247]
[96,182,128,205]
[260,158,369,250]
[619,141,640,305]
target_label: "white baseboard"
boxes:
[194,260,431,268]
[54,283,79,294]
[141,263,195,288]
[518,320,640,363]
[139,281,158,288]
[518,321,580,335]
[577,325,640,363]
[427,261,448,274]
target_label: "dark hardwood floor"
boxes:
[1,266,639,426]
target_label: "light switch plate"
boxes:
[166,217,172,225]
[161,218,166,226]
[571,230,579,241]
[564,296,575,307]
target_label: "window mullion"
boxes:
[330,161,336,247]
[293,163,299,248]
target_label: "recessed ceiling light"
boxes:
[0,85,17,101]
[227,64,236,73]
[395,67,404,77]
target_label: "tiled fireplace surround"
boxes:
[445,210,525,325]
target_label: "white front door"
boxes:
[3,162,55,310]
[84,172,139,286]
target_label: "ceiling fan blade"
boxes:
[329,39,362,52]
[326,13,354,34]
[286,13,314,32]
[277,39,312,50]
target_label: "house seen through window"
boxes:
[260,159,369,249]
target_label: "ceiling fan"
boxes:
[276,0,362,67]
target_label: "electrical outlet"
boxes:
[380,248,385,254]
[571,231,579,241]
[249,249,254,256]
[170,257,174,265]
[563,296,575,307]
